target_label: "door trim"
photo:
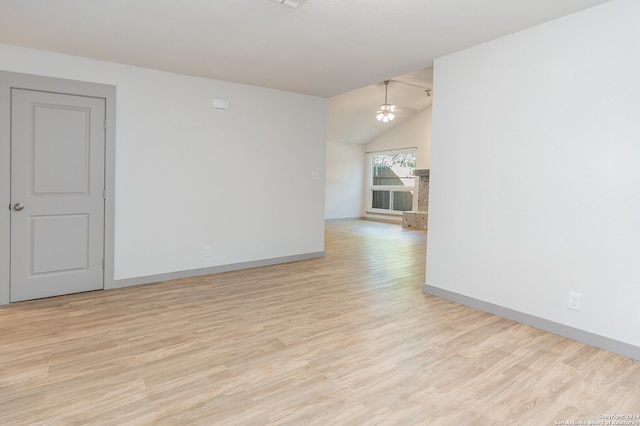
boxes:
[0,71,116,305]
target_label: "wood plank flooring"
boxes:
[1,220,638,425]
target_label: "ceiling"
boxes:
[0,0,612,144]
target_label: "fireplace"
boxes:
[402,169,429,230]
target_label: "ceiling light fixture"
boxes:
[376,80,396,123]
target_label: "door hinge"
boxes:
[104,119,107,130]
[103,189,106,200]
[102,259,104,269]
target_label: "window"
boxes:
[367,150,416,214]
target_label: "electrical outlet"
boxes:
[311,171,320,180]
[568,292,582,311]
[204,246,212,257]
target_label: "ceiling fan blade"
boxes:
[386,106,417,115]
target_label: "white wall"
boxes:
[365,107,432,222]
[0,44,327,282]
[427,0,640,348]
[325,141,365,220]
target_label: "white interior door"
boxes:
[10,89,106,302]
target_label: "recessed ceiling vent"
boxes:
[272,0,301,8]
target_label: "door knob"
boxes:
[13,203,24,211]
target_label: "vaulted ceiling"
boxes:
[329,67,434,144]
[0,0,612,143]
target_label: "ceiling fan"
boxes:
[375,80,425,123]
[376,80,396,123]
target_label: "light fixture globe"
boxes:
[376,103,396,122]
[376,80,396,123]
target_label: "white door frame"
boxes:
[0,71,116,305]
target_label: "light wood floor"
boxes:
[1,221,638,425]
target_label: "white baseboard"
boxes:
[325,217,364,223]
